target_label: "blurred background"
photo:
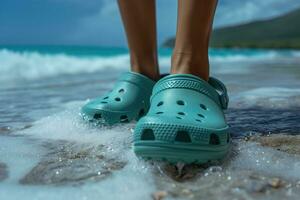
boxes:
[1,0,300,46]
[0,0,300,83]
[1,1,300,199]
[1,0,300,77]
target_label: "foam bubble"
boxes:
[231,87,300,108]
[231,141,300,181]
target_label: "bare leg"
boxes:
[171,0,218,81]
[118,0,160,81]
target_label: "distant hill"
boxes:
[163,7,300,49]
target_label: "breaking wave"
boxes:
[0,48,299,81]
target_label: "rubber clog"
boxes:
[133,74,230,164]
[82,71,155,125]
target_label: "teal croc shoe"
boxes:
[133,74,230,164]
[81,72,155,125]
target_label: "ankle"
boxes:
[171,52,209,81]
[129,51,160,81]
[131,68,160,81]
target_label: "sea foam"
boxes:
[2,101,298,200]
[0,49,130,81]
[1,48,299,82]
[232,87,300,108]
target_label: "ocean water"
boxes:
[1,46,300,199]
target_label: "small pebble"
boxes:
[209,166,222,172]
[268,178,282,188]
[182,188,192,195]
[152,191,168,200]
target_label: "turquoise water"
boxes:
[1,46,300,200]
[1,45,298,57]
[0,45,130,57]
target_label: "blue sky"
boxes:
[1,0,300,47]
